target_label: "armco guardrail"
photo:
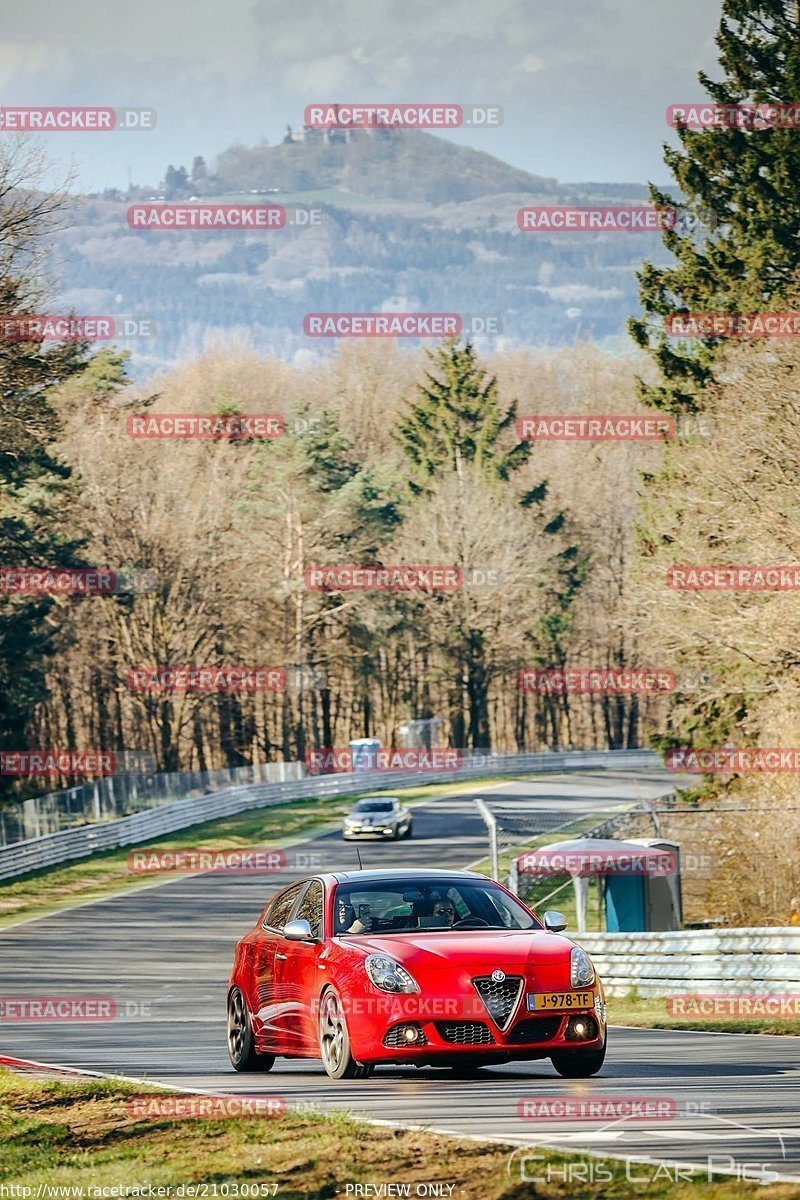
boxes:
[0,749,661,882]
[577,928,800,997]
[0,760,306,845]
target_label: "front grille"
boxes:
[506,1017,562,1044]
[436,1021,496,1045]
[383,1023,428,1048]
[472,975,523,1031]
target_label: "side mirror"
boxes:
[284,918,315,942]
[543,909,567,933]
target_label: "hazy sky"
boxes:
[0,0,722,191]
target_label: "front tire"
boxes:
[318,989,373,1079]
[550,1034,606,1078]
[405,821,413,838]
[227,987,276,1072]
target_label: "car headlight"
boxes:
[570,946,595,988]
[365,955,420,994]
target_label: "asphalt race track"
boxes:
[2,770,800,1185]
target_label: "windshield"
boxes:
[333,878,540,935]
[354,801,394,813]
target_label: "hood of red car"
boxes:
[338,929,574,970]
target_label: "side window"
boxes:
[295,880,324,938]
[263,882,304,931]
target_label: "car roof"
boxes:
[327,868,487,883]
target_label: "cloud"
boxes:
[0,0,723,188]
[514,55,546,75]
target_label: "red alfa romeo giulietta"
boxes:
[227,868,607,1079]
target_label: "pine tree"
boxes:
[0,278,93,797]
[394,339,529,491]
[630,0,800,412]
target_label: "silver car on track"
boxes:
[342,797,413,840]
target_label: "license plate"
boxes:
[527,990,594,1012]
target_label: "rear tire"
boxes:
[318,989,373,1079]
[227,987,275,1072]
[550,1034,606,1078]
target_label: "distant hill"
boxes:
[212,130,561,205]
[59,131,678,377]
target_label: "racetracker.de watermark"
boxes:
[305,565,461,591]
[667,565,800,590]
[517,1096,678,1121]
[518,669,676,694]
[667,994,800,1017]
[666,312,800,337]
[518,847,677,875]
[127,848,286,874]
[128,1094,285,1119]
[0,568,116,594]
[304,103,501,128]
[0,106,156,131]
[303,313,499,337]
[0,751,116,776]
[667,102,800,129]
[306,748,463,773]
[0,996,116,1021]
[666,747,800,772]
[0,567,156,594]
[126,414,284,438]
[317,996,495,1023]
[518,206,676,231]
[517,415,673,440]
[0,316,154,341]
[127,667,287,693]
[129,204,282,229]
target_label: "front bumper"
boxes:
[343,826,395,839]
[346,989,606,1064]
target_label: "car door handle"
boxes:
[275,952,287,960]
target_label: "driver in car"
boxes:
[431,900,457,927]
[337,899,372,934]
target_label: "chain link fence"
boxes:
[473,789,677,930]
[0,748,660,848]
[0,761,305,846]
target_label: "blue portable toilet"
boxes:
[602,838,682,931]
[604,874,646,932]
[349,738,381,771]
[514,836,682,933]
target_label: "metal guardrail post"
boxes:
[474,799,499,881]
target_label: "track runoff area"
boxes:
[1,766,799,1186]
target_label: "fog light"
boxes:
[565,1015,598,1041]
[403,1025,420,1043]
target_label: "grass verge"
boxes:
[1,1069,796,1199]
[608,994,800,1036]
[0,776,516,930]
